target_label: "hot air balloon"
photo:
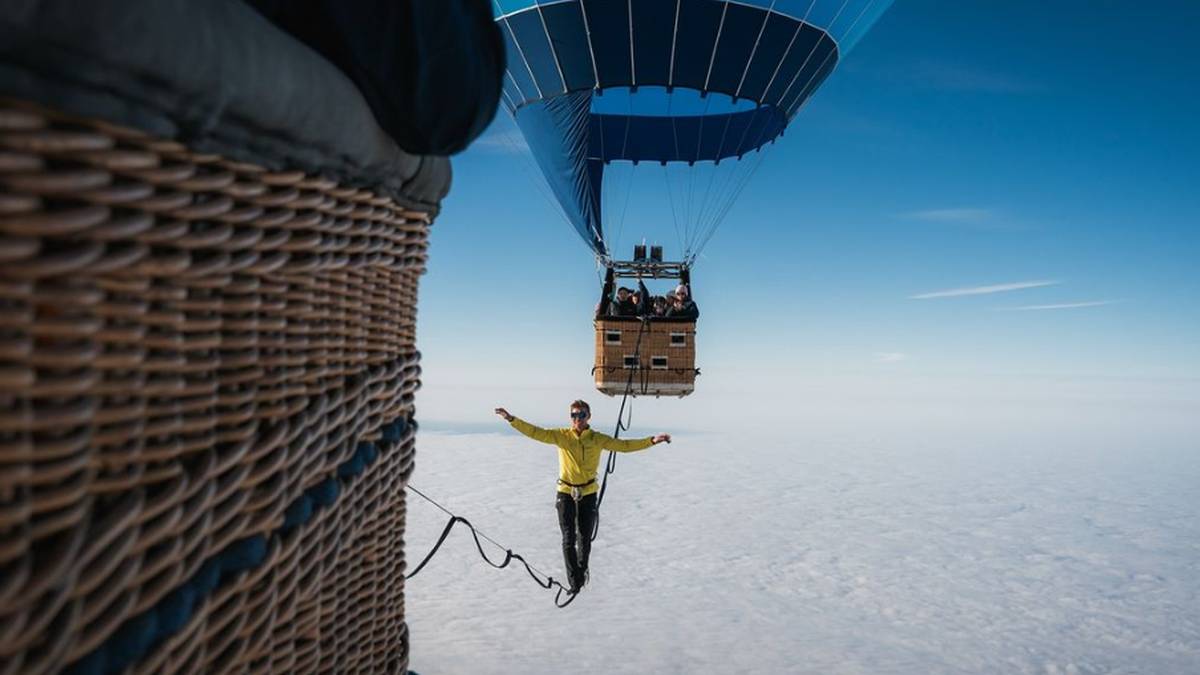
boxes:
[493,0,893,397]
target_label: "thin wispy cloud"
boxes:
[874,352,908,363]
[894,59,1043,94]
[802,102,895,137]
[910,280,1059,300]
[1001,300,1117,311]
[470,132,529,154]
[905,208,994,225]
[900,207,1029,232]
[920,61,1041,93]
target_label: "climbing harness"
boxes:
[558,478,596,502]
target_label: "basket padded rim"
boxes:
[0,0,450,213]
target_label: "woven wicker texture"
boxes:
[0,100,428,674]
[594,319,696,397]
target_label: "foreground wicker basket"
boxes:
[0,99,428,674]
[594,318,698,397]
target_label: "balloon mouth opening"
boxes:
[589,86,767,119]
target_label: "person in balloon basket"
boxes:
[633,279,655,318]
[666,284,699,319]
[652,295,668,317]
[494,400,671,593]
[610,286,638,316]
[627,281,654,318]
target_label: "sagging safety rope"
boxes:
[405,485,581,608]
[404,317,650,608]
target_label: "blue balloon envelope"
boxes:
[493,0,893,259]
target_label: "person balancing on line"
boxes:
[494,400,671,594]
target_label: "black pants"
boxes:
[556,492,597,590]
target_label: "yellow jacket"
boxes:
[509,417,655,496]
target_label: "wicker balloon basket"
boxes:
[593,318,697,397]
[0,99,427,674]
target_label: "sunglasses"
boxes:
[570,411,589,420]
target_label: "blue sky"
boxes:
[418,0,1199,430]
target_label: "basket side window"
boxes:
[605,330,622,345]
[651,356,668,370]
[623,355,638,368]
[669,332,687,347]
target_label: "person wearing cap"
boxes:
[610,286,637,316]
[493,401,672,593]
[665,283,699,319]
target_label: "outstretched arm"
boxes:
[495,407,559,445]
[603,433,671,453]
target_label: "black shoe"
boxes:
[572,569,588,593]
